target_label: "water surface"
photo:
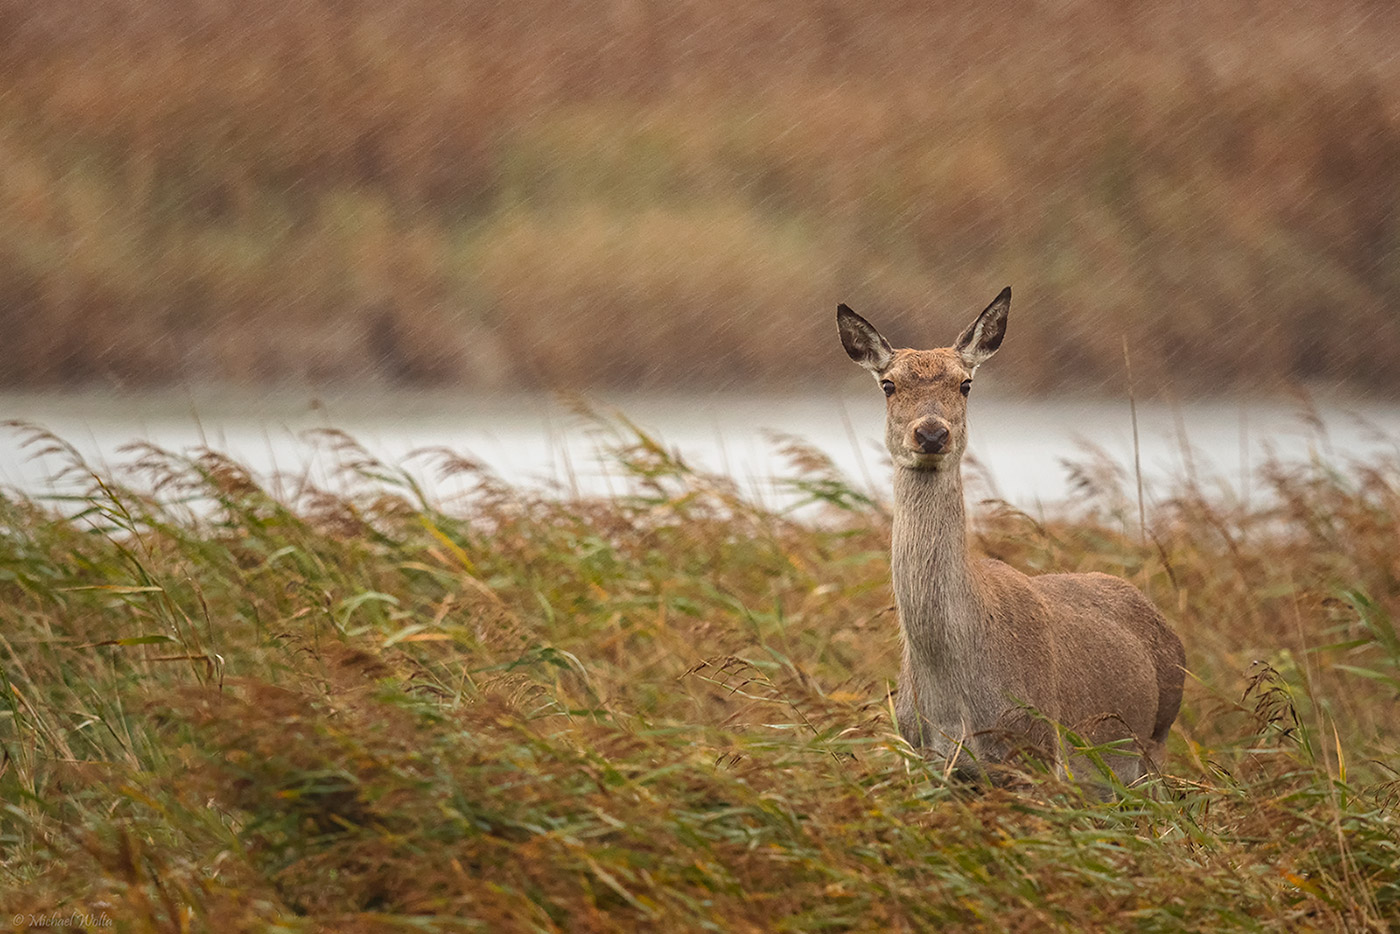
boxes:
[2,391,1396,511]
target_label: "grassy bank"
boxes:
[0,418,1398,931]
[2,1,1400,394]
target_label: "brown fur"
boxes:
[838,290,1185,785]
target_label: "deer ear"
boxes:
[955,287,1010,371]
[837,304,894,373]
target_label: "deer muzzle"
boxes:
[907,418,951,456]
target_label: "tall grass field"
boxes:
[1,416,1398,931]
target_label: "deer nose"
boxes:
[912,421,950,455]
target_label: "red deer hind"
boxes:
[837,288,1184,785]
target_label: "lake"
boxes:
[2,390,1397,511]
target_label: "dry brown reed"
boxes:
[1,0,1399,394]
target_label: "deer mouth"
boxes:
[898,449,953,471]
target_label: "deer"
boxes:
[837,288,1185,787]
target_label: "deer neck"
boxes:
[890,465,986,658]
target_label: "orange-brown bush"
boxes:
[0,1,1399,394]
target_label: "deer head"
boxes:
[837,288,1010,472]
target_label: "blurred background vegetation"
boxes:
[1,0,1398,395]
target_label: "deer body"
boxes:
[839,289,1184,784]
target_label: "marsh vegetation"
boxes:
[1,418,1398,930]
[2,0,1399,393]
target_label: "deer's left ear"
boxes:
[837,304,895,373]
[955,287,1010,371]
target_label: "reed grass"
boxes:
[2,0,1399,393]
[0,415,1397,931]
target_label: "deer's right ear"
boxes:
[955,287,1010,372]
[837,304,894,373]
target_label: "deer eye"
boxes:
[880,379,896,397]
[960,378,972,396]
